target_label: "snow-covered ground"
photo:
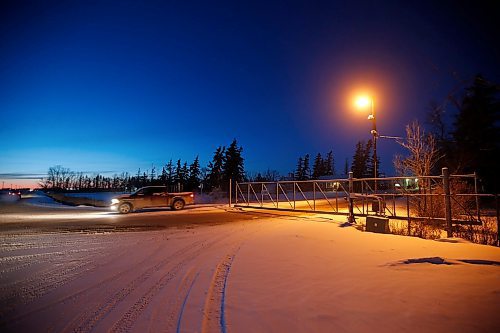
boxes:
[1,208,499,332]
[18,191,106,210]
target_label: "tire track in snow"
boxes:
[0,249,109,313]
[144,267,199,333]
[0,247,106,286]
[66,236,222,332]
[176,271,200,333]
[0,235,116,276]
[0,236,164,328]
[108,232,238,333]
[201,245,241,333]
[201,221,279,333]
[62,240,202,332]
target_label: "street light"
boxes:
[355,96,378,192]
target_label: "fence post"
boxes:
[406,194,411,235]
[474,172,480,221]
[442,167,452,237]
[496,194,499,247]
[313,182,316,211]
[293,182,296,210]
[229,179,232,207]
[276,181,279,209]
[348,172,355,223]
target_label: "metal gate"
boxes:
[233,168,499,245]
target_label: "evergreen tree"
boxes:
[254,173,265,182]
[206,146,226,190]
[295,157,304,180]
[351,141,369,178]
[166,160,174,188]
[364,139,374,178]
[187,156,201,191]
[302,154,310,180]
[182,162,189,187]
[451,75,500,192]
[223,139,245,185]
[175,159,183,186]
[160,166,167,185]
[150,165,156,182]
[324,150,334,176]
[312,153,324,179]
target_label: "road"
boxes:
[0,197,274,234]
[0,197,289,332]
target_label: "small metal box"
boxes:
[365,216,389,233]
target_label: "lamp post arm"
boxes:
[378,135,402,140]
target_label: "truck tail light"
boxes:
[190,193,194,198]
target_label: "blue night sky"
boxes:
[1,0,499,187]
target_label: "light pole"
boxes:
[356,96,378,192]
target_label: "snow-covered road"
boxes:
[1,203,499,332]
[1,220,257,332]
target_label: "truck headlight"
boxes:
[111,198,120,204]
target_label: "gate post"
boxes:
[442,167,452,237]
[348,172,355,223]
[496,195,499,247]
[229,179,232,207]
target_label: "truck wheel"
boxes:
[171,199,185,211]
[118,203,132,214]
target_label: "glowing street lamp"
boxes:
[355,95,378,192]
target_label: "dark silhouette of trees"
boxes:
[296,151,336,180]
[222,139,245,186]
[351,140,372,178]
[187,156,201,191]
[205,146,225,191]
[42,165,73,189]
[302,154,310,180]
[166,160,174,188]
[312,153,324,179]
[38,139,248,194]
[343,158,349,177]
[294,154,310,180]
[452,76,499,192]
[295,157,304,180]
[249,169,280,182]
[311,151,335,179]
[428,75,500,193]
[324,151,335,176]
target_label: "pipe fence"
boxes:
[233,168,499,246]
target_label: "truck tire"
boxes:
[171,199,185,211]
[118,203,132,214]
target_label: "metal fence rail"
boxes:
[233,167,499,246]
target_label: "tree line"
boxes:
[40,139,246,192]
[293,151,335,180]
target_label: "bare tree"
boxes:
[394,120,442,226]
[394,120,440,177]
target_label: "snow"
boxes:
[62,191,125,201]
[26,190,228,207]
[0,209,499,332]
